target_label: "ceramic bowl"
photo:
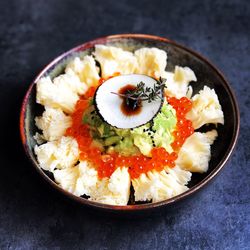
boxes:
[20,34,240,214]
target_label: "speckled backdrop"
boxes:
[0,0,249,249]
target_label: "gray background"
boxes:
[0,0,249,249]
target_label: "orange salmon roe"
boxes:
[65,75,193,180]
[80,147,177,179]
[65,96,178,179]
[167,96,194,151]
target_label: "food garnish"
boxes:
[111,77,167,106]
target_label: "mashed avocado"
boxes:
[83,101,177,157]
[131,103,177,156]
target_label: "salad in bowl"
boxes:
[32,43,224,206]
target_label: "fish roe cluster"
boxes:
[80,147,177,179]
[167,96,194,151]
[65,77,194,180]
[65,97,177,179]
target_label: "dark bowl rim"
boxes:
[20,33,240,212]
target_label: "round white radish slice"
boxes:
[94,74,163,129]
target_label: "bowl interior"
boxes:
[21,35,239,211]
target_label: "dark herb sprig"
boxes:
[111,77,167,107]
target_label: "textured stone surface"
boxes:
[0,0,249,249]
